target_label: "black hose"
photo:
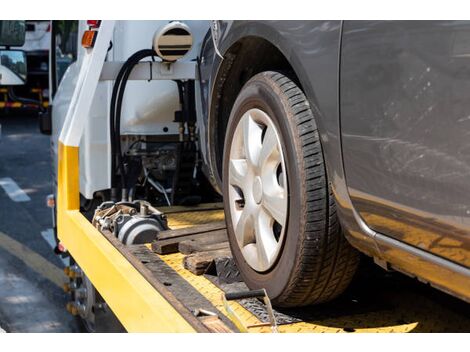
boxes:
[115,50,156,193]
[109,49,156,199]
[110,50,153,188]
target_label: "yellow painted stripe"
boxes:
[0,231,64,287]
[57,143,196,332]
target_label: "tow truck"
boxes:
[47,20,470,333]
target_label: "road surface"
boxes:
[0,114,82,332]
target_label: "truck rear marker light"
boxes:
[82,30,97,49]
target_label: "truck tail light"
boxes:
[87,20,101,29]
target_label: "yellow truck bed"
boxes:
[99,205,470,333]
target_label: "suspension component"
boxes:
[92,200,168,245]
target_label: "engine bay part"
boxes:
[92,200,168,245]
[108,47,219,207]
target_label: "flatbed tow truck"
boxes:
[55,21,470,333]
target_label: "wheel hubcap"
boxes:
[228,108,288,272]
[253,176,263,204]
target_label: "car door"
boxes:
[340,20,470,268]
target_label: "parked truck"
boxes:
[0,20,28,134]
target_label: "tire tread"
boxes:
[265,71,359,306]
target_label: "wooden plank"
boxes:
[158,202,224,214]
[152,229,227,255]
[178,231,229,254]
[158,221,226,241]
[179,240,230,255]
[183,248,232,275]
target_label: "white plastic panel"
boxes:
[112,20,210,136]
[79,81,111,198]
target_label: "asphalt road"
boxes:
[0,114,82,332]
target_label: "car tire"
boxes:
[223,71,360,307]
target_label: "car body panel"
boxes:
[340,20,470,268]
[198,20,379,253]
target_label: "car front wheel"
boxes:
[223,71,360,307]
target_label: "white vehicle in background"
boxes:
[2,20,51,114]
[0,20,27,137]
[23,20,51,52]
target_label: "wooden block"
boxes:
[178,231,229,254]
[152,229,227,255]
[179,241,229,255]
[157,221,226,241]
[183,248,232,275]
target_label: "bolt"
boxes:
[69,265,82,279]
[66,302,78,316]
[75,287,87,300]
[76,303,86,316]
[94,302,107,312]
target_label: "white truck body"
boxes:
[51,20,210,199]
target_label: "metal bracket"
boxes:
[222,289,278,333]
[99,61,197,81]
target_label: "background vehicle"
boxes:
[197,20,470,306]
[0,20,27,134]
[1,20,50,114]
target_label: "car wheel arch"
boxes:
[207,33,318,191]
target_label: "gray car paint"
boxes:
[340,20,470,268]
[198,20,470,302]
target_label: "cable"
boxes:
[144,168,171,206]
[110,50,153,189]
[115,51,156,196]
[109,49,156,200]
[127,139,163,151]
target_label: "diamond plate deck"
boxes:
[131,207,470,333]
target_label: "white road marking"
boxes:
[0,177,31,202]
[41,229,68,266]
[40,229,56,249]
